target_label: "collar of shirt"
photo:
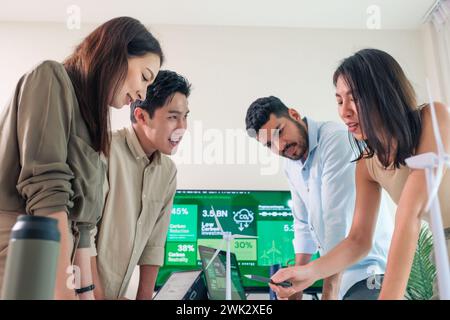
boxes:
[124,126,162,167]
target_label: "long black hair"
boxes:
[333,48,422,168]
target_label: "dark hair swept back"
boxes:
[245,96,290,136]
[130,70,191,122]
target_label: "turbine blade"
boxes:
[427,80,446,157]
[204,249,221,271]
[426,161,445,211]
[405,153,437,169]
[211,205,224,232]
[204,240,226,270]
[423,80,449,211]
[232,234,258,239]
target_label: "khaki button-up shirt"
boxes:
[95,126,177,299]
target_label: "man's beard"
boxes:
[281,120,308,161]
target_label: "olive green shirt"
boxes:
[94,126,177,299]
[0,60,105,248]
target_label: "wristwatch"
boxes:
[75,284,96,295]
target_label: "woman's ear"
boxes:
[288,108,301,121]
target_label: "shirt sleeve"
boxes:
[285,169,318,254]
[90,154,110,257]
[319,130,356,253]
[15,61,75,216]
[138,167,177,266]
[88,226,98,257]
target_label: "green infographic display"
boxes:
[156,190,322,291]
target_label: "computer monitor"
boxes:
[198,245,246,300]
[156,190,323,292]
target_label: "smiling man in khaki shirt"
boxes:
[92,70,191,299]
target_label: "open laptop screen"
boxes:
[198,245,246,300]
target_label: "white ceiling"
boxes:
[0,0,437,30]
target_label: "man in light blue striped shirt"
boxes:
[245,96,393,299]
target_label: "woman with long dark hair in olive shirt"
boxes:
[0,17,163,299]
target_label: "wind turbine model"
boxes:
[204,206,257,300]
[405,80,450,299]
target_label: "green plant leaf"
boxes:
[405,224,437,300]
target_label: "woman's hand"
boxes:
[47,211,78,300]
[268,265,316,299]
[74,248,95,300]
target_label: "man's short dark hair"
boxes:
[245,96,290,136]
[130,70,191,122]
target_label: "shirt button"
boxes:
[143,194,146,198]
[310,226,314,231]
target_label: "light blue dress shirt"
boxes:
[284,117,394,299]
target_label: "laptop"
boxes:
[198,245,247,300]
[153,269,208,300]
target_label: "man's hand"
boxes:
[136,265,159,300]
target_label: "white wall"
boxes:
[0,21,428,191]
[0,20,431,299]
